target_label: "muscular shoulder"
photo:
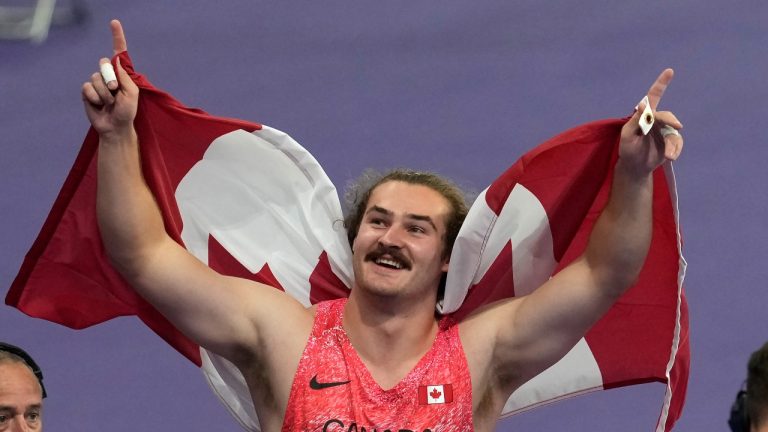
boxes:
[244,294,316,367]
[236,297,318,427]
[457,297,521,371]
[457,298,526,420]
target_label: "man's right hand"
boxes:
[81,20,138,142]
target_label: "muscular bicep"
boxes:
[477,256,621,389]
[121,236,310,363]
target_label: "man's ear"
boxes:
[441,259,449,273]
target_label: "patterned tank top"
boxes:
[282,298,473,431]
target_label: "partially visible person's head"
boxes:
[747,342,768,431]
[344,169,470,260]
[0,343,45,431]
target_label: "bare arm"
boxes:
[463,69,684,395]
[82,20,310,366]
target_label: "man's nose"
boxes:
[378,225,404,247]
[9,417,30,432]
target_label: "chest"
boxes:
[282,317,474,431]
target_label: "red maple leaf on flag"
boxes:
[430,388,442,400]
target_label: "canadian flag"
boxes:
[418,384,454,405]
[6,52,688,431]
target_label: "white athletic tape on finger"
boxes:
[636,95,654,136]
[660,125,680,137]
[100,62,117,85]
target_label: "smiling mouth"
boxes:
[375,257,405,269]
[365,246,412,270]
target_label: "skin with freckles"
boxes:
[0,362,43,432]
[82,19,685,431]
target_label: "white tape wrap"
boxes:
[100,62,117,84]
[660,125,680,137]
[637,95,654,136]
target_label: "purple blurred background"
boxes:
[1,1,766,430]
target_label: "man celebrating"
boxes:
[0,343,46,432]
[82,20,683,431]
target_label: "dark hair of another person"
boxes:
[0,342,47,398]
[747,341,768,428]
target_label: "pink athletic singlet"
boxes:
[282,298,473,432]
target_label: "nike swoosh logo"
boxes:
[309,374,351,390]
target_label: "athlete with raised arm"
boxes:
[82,20,684,431]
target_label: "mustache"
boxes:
[364,245,412,270]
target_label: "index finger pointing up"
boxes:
[646,68,674,111]
[110,19,128,55]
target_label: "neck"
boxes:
[343,290,439,380]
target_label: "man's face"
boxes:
[352,181,450,300]
[0,362,43,431]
